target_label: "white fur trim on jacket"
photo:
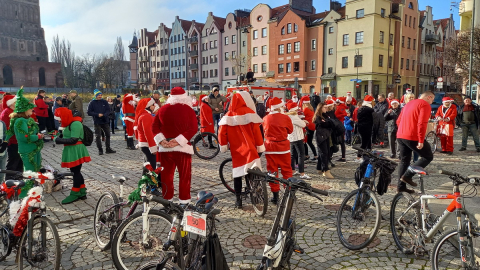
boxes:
[218,113,263,126]
[165,93,193,108]
[220,145,228,153]
[154,133,166,145]
[175,134,189,147]
[158,144,194,155]
[271,101,285,110]
[232,158,263,178]
[239,91,256,112]
[264,150,291,154]
[257,144,265,153]
[124,117,135,123]
[133,126,138,131]
[6,96,17,107]
[128,100,137,106]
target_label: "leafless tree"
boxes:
[51,35,79,88]
[444,28,480,84]
[229,52,252,78]
[76,54,102,89]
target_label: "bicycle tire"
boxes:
[185,234,204,269]
[17,216,61,270]
[0,225,12,261]
[246,173,268,217]
[193,132,220,160]
[219,158,235,193]
[278,219,296,269]
[390,192,420,254]
[431,228,479,270]
[94,191,120,251]
[111,209,173,270]
[137,260,180,270]
[336,188,381,250]
[425,131,437,154]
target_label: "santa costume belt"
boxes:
[266,139,288,143]
[65,141,83,146]
[125,113,135,117]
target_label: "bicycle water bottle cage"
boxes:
[408,165,428,175]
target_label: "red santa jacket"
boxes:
[335,103,348,123]
[200,99,215,134]
[191,99,199,109]
[263,112,294,154]
[34,96,49,117]
[303,107,315,131]
[153,102,198,155]
[396,99,431,143]
[435,104,457,136]
[0,107,16,145]
[134,99,157,154]
[122,94,136,123]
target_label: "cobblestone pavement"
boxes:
[1,118,479,269]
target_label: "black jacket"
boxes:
[384,107,402,133]
[315,113,333,144]
[311,95,321,110]
[456,103,480,128]
[373,100,389,116]
[112,98,122,113]
[87,99,111,125]
[62,98,71,107]
[256,103,266,119]
[357,107,374,129]
[372,112,386,143]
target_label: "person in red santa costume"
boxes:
[335,97,348,123]
[199,94,216,148]
[122,93,138,150]
[264,91,272,112]
[219,91,264,208]
[191,95,199,114]
[300,95,317,161]
[134,98,159,174]
[263,97,294,205]
[153,87,198,203]
[386,92,395,108]
[345,92,357,106]
[435,97,457,154]
[400,88,413,104]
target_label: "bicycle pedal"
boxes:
[293,245,304,254]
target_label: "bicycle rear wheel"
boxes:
[193,132,220,160]
[94,191,120,251]
[425,131,437,154]
[390,192,420,254]
[431,228,480,270]
[246,173,268,217]
[111,209,173,270]
[336,188,381,250]
[0,225,12,261]
[219,158,235,193]
[17,216,61,270]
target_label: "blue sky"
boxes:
[40,0,460,58]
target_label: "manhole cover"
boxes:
[312,184,332,190]
[347,234,381,248]
[243,235,267,249]
[325,204,341,211]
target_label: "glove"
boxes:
[55,137,79,145]
[0,141,7,154]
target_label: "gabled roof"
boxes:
[434,18,450,30]
[336,6,346,18]
[271,4,289,18]
[128,32,138,48]
[180,19,193,32]
[305,10,329,26]
[165,27,172,36]
[193,22,205,33]
[212,15,226,31]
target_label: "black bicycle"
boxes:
[219,158,269,216]
[192,129,220,160]
[247,168,328,270]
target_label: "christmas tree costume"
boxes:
[54,108,91,204]
[6,88,43,198]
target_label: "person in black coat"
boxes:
[384,100,402,158]
[313,102,334,179]
[356,96,375,158]
[87,90,116,155]
[310,92,321,112]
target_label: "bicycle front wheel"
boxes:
[17,216,61,270]
[94,191,121,251]
[431,228,480,270]
[425,131,437,154]
[193,132,220,160]
[111,209,173,270]
[137,260,180,270]
[390,192,420,254]
[219,158,235,193]
[336,188,381,250]
[246,173,268,217]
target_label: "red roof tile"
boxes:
[213,15,227,31]
[180,19,193,32]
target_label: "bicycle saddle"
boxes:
[111,174,127,183]
[5,180,25,188]
[408,165,428,175]
[288,177,307,186]
[196,191,214,206]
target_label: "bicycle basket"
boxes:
[376,161,397,196]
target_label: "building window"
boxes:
[262,45,267,55]
[232,35,236,44]
[279,44,285,54]
[413,17,416,28]
[294,42,300,52]
[232,67,236,75]
[413,39,416,50]
[225,37,229,45]
[390,34,393,45]
[406,59,410,70]
[214,40,217,48]
[225,52,229,60]
[408,2,413,9]
[232,51,236,58]
[287,23,292,33]
[379,54,384,67]
[354,55,363,67]
[380,31,384,43]
[253,47,258,56]
[262,63,267,72]
[343,34,349,46]
[225,68,229,76]
[253,30,258,39]
[294,62,299,72]
[311,60,316,71]
[281,27,285,35]
[253,64,258,73]
[287,43,292,53]
[407,37,411,49]
[329,26,334,33]
[328,67,333,73]
[381,8,385,18]
[286,63,292,72]
[242,40,246,47]
[262,28,267,38]
[402,36,405,47]
[409,16,412,27]
[412,60,416,71]
[278,64,284,73]
[405,15,408,26]
[342,56,348,68]
[355,32,364,44]
[401,58,404,69]
[311,39,316,50]
[388,56,392,68]
[294,24,298,32]
[356,9,364,18]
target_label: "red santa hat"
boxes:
[390,99,400,105]
[406,88,412,94]
[165,87,192,107]
[3,94,17,108]
[299,95,310,107]
[219,91,262,127]
[225,93,231,99]
[337,97,346,104]
[363,95,374,104]
[286,102,298,111]
[199,94,207,101]
[270,97,284,110]
[264,91,270,97]
[325,99,335,107]
[442,97,453,104]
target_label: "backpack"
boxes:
[69,123,94,146]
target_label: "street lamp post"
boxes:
[469,0,476,94]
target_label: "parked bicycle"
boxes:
[425,119,442,153]
[336,146,397,250]
[192,129,220,160]
[389,167,480,269]
[246,168,328,270]
[0,169,72,269]
[219,158,268,216]
[137,191,222,270]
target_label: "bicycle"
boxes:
[247,168,328,270]
[0,169,72,269]
[219,158,269,216]
[192,129,220,160]
[389,167,480,269]
[336,146,397,250]
[136,191,221,270]
[425,119,442,153]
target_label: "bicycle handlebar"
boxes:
[151,195,220,216]
[438,170,456,176]
[438,169,480,186]
[352,147,398,166]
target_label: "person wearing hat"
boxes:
[199,95,216,148]
[191,95,199,114]
[87,89,116,155]
[263,97,294,205]
[219,91,265,208]
[346,92,357,106]
[400,88,413,104]
[134,98,159,175]
[1,94,22,173]
[301,95,317,161]
[356,95,376,161]
[61,93,72,107]
[286,102,311,179]
[68,90,84,119]
[384,99,402,158]
[6,88,44,197]
[151,90,161,106]
[456,96,480,152]
[208,87,227,129]
[122,93,138,150]
[112,94,122,129]
[334,97,348,162]
[54,107,91,204]
[34,89,49,136]
[152,87,198,204]
[435,97,457,155]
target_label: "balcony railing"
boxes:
[139,56,148,62]
[425,34,441,44]
[189,50,198,57]
[190,77,199,83]
[190,63,198,70]
[139,67,150,72]
[138,78,148,83]
[188,36,198,43]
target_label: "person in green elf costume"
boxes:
[54,107,91,204]
[6,87,44,198]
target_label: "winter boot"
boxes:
[98,148,104,155]
[323,170,335,179]
[270,192,279,205]
[79,184,87,200]
[106,148,116,154]
[235,194,243,209]
[62,187,82,204]
[126,138,136,150]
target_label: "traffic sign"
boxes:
[395,78,401,84]
[356,83,360,88]
[437,82,444,89]
[437,77,443,82]
[350,79,362,83]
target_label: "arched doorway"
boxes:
[39,67,46,86]
[2,65,13,85]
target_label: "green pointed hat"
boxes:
[14,87,36,113]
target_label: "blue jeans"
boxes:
[345,130,352,143]
[114,112,120,128]
[212,113,221,130]
[461,123,480,148]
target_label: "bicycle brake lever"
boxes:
[306,191,323,202]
